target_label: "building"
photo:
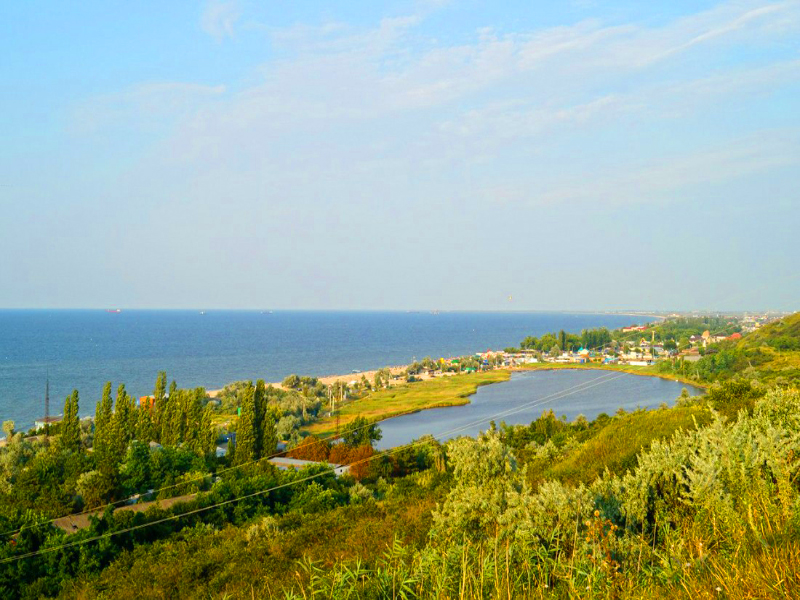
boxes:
[34,415,62,431]
[267,457,350,477]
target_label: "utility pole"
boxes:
[44,372,50,436]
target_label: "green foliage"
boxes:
[93,382,114,475]
[432,431,523,543]
[60,390,81,452]
[341,416,382,448]
[541,404,711,485]
[3,320,800,599]
[306,371,509,437]
[110,384,135,462]
[232,383,257,465]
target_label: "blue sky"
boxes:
[1,0,798,311]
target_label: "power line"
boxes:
[0,409,383,539]
[0,371,625,565]
[0,327,667,540]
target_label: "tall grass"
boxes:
[284,388,800,599]
[541,405,711,485]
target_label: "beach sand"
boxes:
[208,365,410,397]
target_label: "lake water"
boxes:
[375,369,702,449]
[0,310,653,431]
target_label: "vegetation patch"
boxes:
[541,404,711,485]
[304,370,510,436]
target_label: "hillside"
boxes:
[732,312,800,382]
[656,311,800,384]
[739,311,800,351]
[2,317,800,599]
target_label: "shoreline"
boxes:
[207,365,412,397]
[514,363,707,390]
[303,370,510,436]
[304,363,703,437]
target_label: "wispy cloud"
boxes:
[527,131,800,207]
[75,0,800,211]
[201,0,241,42]
[71,82,226,134]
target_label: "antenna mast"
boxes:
[45,378,50,420]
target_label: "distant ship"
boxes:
[199,311,206,315]
[105,309,121,314]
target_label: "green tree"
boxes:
[110,384,135,461]
[160,385,181,447]
[94,382,115,474]
[76,470,112,509]
[282,374,300,390]
[2,420,14,441]
[253,379,266,458]
[254,380,277,457]
[233,383,257,465]
[60,390,81,452]
[119,440,153,494]
[198,405,218,456]
[152,371,167,442]
[136,406,156,444]
[432,430,524,542]
[341,416,382,448]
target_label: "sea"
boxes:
[0,310,653,431]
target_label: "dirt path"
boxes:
[53,493,198,533]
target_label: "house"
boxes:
[267,457,350,477]
[728,332,743,341]
[34,415,62,431]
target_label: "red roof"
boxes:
[728,332,742,340]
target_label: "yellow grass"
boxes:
[304,370,510,436]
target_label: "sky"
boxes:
[0,0,798,312]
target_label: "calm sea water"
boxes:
[376,369,702,449]
[0,310,651,431]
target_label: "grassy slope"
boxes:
[739,312,800,347]
[60,317,800,598]
[63,475,444,600]
[735,313,800,381]
[540,404,712,486]
[66,402,716,599]
[304,370,510,436]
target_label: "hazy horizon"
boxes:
[0,307,788,314]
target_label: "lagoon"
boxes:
[375,369,703,449]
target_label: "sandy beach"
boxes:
[208,365,411,397]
